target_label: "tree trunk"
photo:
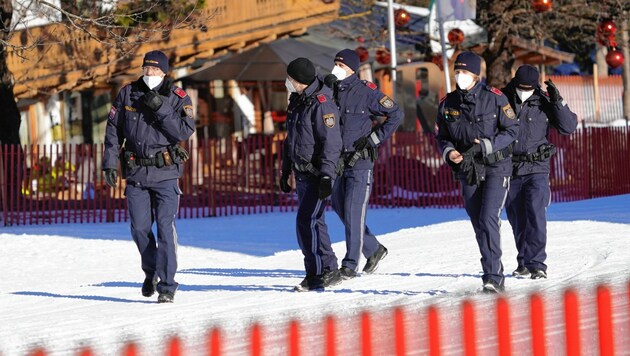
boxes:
[0,0,21,145]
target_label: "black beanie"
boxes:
[143,50,169,73]
[334,49,360,72]
[287,57,316,85]
[454,51,481,76]
[514,64,539,90]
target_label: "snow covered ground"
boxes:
[1,194,630,355]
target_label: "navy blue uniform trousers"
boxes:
[331,168,380,271]
[295,173,338,276]
[505,173,550,271]
[462,175,509,287]
[126,179,181,294]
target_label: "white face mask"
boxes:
[285,78,296,93]
[516,88,534,102]
[455,73,475,90]
[331,65,347,81]
[143,75,163,90]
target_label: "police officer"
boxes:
[280,58,343,292]
[103,50,195,303]
[502,65,577,280]
[435,52,519,293]
[327,49,403,279]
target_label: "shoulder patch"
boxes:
[379,95,394,109]
[173,87,187,98]
[108,106,117,121]
[502,104,516,120]
[365,81,377,90]
[490,87,503,96]
[322,113,336,128]
[317,94,327,103]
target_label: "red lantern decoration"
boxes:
[447,28,465,45]
[597,20,617,46]
[606,47,624,69]
[375,47,391,65]
[394,9,410,28]
[355,46,369,63]
[532,0,552,13]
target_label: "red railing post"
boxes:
[361,311,372,356]
[207,328,221,356]
[530,293,547,356]
[597,285,614,355]
[325,315,336,356]
[120,341,138,356]
[462,300,477,356]
[564,289,581,356]
[76,347,94,356]
[497,297,511,356]
[289,319,300,356]
[428,305,440,356]
[394,307,406,356]
[251,323,262,356]
[166,335,182,356]
[29,348,47,356]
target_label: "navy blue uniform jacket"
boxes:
[501,81,577,176]
[282,76,342,178]
[436,83,520,179]
[103,78,196,185]
[336,74,403,160]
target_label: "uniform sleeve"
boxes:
[313,100,342,178]
[434,99,456,163]
[545,99,578,135]
[480,94,519,154]
[153,91,196,143]
[102,89,124,170]
[281,136,292,175]
[366,89,403,145]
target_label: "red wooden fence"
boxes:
[19,281,630,355]
[1,127,629,225]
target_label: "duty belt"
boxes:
[512,144,557,163]
[124,149,174,169]
[293,162,320,176]
[482,145,513,165]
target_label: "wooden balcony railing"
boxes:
[7,0,339,99]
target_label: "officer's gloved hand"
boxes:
[544,79,561,102]
[458,144,482,173]
[353,136,375,152]
[279,172,291,193]
[318,176,332,199]
[104,169,118,188]
[172,145,190,162]
[142,90,164,111]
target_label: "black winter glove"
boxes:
[544,79,561,102]
[318,176,332,199]
[172,145,190,162]
[142,90,164,111]
[458,144,482,173]
[353,136,375,152]
[104,169,118,188]
[279,173,291,193]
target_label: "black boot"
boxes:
[363,244,388,274]
[322,268,342,287]
[339,266,357,280]
[530,269,547,279]
[141,276,158,297]
[294,275,324,292]
[157,291,175,303]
